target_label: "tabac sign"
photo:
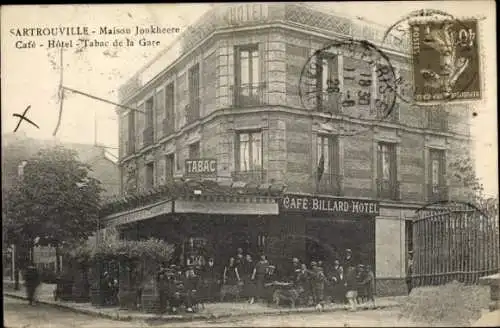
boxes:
[185,159,217,178]
[280,194,379,217]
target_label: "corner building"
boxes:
[107,3,473,296]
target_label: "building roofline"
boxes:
[117,3,410,109]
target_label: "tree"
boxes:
[4,145,104,273]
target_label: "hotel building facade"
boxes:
[102,3,474,295]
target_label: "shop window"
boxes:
[234,131,263,183]
[145,162,154,190]
[187,64,200,123]
[377,142,399,200]
[189,142,200,159]
[316,135,341,195]
[317,54,340,113]
[428,149,447,201]
[234,45,264,107]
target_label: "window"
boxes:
[189,142,200,159]
[316,135,341,194]
[187,64,200,123]
[164,83,175,135]
[428,149,447,200]
[145,162,154,190]
[165,154,175,182]
[377,142,398,199]
[127,111,135,154]
[317,55,340,113]
[144,97,154,146]
[235,45,262,106]
[236,131,262,172]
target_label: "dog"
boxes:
[272,286,304,308]
[219,283,242,302]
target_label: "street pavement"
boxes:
[4,296,419,328]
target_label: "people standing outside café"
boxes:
[406,251,414,295]
[328,259,343,303]
[343,249,354,270]
[362,264,375,307]
[251,254,269,303]
[24,265,40,306]
[345,266,358,311]
[201,257,219,302]
[287,257,301,282]
[311,262,326,310]
[184,264,200,313]
[235,248,245,267]
[241,254,255,304]
[221,257,241,301]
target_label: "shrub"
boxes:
[399,281,490,326]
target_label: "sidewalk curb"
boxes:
[5,292,401,323]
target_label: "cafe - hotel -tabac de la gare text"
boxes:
[99,3,474,296]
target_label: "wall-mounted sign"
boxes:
[223,4,268,26]
[185,158,217,178]
[280,194,379,216]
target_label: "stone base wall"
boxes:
[375,277,408,296]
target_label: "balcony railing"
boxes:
[163,118,175,137]
[232,170,266,184]
[185,97,200,124]
[143,126,154,147]
[377,178,401,200]
[231,83,267,108]
[426,107,449,131]
[427,184,449,202]
[317,173,343,196]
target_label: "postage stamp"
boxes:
[410,19,481,103]
[298,38,398,136]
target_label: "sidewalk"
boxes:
[4,281,404,323]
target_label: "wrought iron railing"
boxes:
[376,178,401,200]
[231,170,266,184]
[427,184,449,202]
[231,83,267,108]
[317,173,343,196]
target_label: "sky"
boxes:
[1,2,497,197]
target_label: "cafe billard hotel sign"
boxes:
[281,194,379,216]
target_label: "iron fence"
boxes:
[411,201,500,287]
